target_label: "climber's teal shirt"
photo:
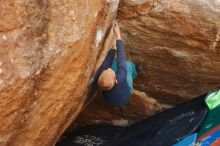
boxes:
[95,40,137,107]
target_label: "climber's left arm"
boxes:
[115,40,127,84]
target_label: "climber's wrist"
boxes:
[116,34,121,40]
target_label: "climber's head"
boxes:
[98,68,117,90]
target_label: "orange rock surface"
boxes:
[71,0,220,134]
[0,0,119,146]
[1,0,220,146]
[118,0,220,104]
[73,89,163,128]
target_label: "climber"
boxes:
[94,22,137,108]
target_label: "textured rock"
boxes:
[118,0,220,104]
[64,89,163,136]
[62,0,220,141]
[0,0,119,146]
[1,0,220,145]
[68,0,220,135]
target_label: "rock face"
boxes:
[0,0,119,146]
[71,0,220,132]
[64,0,220,138]
[72,89,163,130]
[118,0,220,104]
[1,0,220,145]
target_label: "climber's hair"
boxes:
[98,70,115,91]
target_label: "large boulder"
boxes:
[61,0,220,142]
[63,0,220,138]
[118,0,220,104]
[0,0,119,146]
[1,0,220,145]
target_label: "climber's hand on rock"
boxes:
[114,22,121,40]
